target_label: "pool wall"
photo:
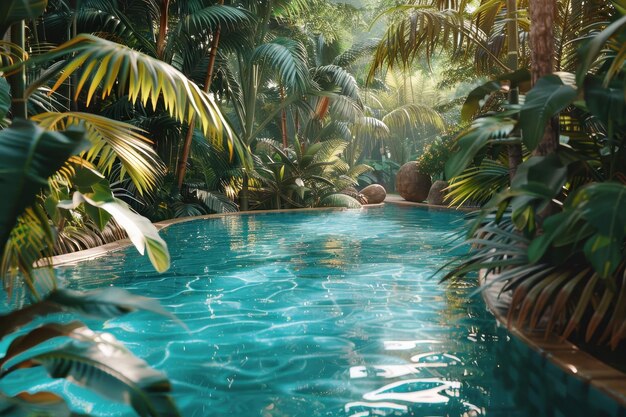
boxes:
[383,196,626,413]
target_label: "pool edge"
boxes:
[383,195,626,408]
[50,205,384,267]
[480,274,626,409]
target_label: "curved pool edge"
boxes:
[383,194,477,212]
[384,195,626,408]
[50,204,385,267]
[480,274,626,410]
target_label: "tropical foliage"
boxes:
[441,1,626,348]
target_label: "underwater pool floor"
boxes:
[56,205,522,416]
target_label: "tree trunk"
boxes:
[280,85,288,148]
[530,0,558,156]
[176,0,224,190]
[240,171,249,211]
[8,22,26,119]
[506,0,522,180]
[156,0,170,60]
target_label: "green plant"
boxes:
[0,119,180,415]
[443,2,626,348]
[0,288,181,417]
[253,137,368,209]
[416,135,456,180]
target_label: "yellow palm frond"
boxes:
[382,104,446,135]
[32,112,164,195]
[0,40,27,75]
[1,206,56,304]
[40,34,232,147]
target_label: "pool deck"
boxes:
[48,197,626,408]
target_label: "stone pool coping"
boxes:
[383,194,477,212]
[481,275,626,408]
[385,194,626,407]
[50,198,626,408]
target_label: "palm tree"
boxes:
[40,0,253,201]
[0,0,258,290]
[211,0,368,210]
[529,0,557,156]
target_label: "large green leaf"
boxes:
[0,120,89,252]
[575,183,626,278]
[577,13,626,86]
[519,75,577,151]
[0,0,47,36]
[461,69,531,122]
[529,182,626,278]
[461,80,500,122]
[506,156,568,252]
[2,337,181,417]
[584,76,626,131]
[0,78,10,121]
[58,191,170,273]
[444,116,516,179]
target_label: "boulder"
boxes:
[427,180,449,205]
[360,184,386,204]
[341,187,368,205]
[395,162,432,202]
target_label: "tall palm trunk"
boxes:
[240,171,250,211]
[176,0,224,190]
[9,22,27,119]
[506,0,522,180]
[239,63,260,212]
[156,0,170,60]
[530,0,558,156]
[280,85,288,148]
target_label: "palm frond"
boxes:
[446,159,509,207]
[368,6,508,82]
[191,189,238,213]
[319,193,362,208]
[252,38,310,93]
[1,206,56,304]
[311,65,362,104]
[32,112,164,195]
[382,103,446,136]
[18,34,233,146]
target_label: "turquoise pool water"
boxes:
[55,205,513,416]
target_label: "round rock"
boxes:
[395,162,432,202]
[427,180,449,205]
[360,184,386,204]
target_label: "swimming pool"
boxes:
[54,205,514,416]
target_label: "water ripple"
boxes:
[57,206,514,417]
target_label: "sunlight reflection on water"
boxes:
[55,206,515,417]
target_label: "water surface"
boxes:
[56,205,512,416]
